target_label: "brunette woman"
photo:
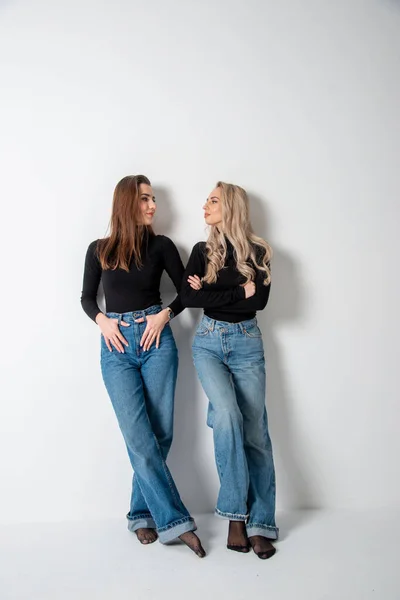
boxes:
[81,175,205,557]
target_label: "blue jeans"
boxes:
[192,315,279,540]
[100,305,196,543]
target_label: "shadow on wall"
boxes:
[382,0,400,11]
[249,193,318,509]
[154,187,215,513]
[151,187,176,236]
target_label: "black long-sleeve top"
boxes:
[181,239,270,323]
[81,234,185,322]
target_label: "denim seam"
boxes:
[153,433,181,505]
[243,329,262,338]
[214,444,224,480]
[195,328,210,337]
[246,523,278,530]
[127,512,152,521]
[215,508,249,520]
[157,516,194,533]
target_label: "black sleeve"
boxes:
[161,236,185,317]
[81,240,103,322]
[231,265,271,311]
[181,243,246,308]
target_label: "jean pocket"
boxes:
[243,324,262,338]
[195,324,210,336]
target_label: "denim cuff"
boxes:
[215,507,249,521]
[127,513,156,532]
[246,523,279,540]
[158,516,196,544]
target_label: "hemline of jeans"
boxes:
[127,514,196,542]
[158,517,196,544]
[246,523,279,540]
[127,513,156,532]
[215,508,249,521]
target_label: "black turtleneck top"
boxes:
[181,240,271,323]
[81,234,185,322]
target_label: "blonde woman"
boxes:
[181,182,278,559]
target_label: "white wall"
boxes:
[0,0,399,524]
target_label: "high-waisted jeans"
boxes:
[192,315,278,540]
[100,305,196,543]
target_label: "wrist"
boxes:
[164,307,174,321]
[95,312,107,324]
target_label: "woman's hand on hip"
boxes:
[96,313,130,353]
[135,309,170,351]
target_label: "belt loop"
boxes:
[239,322,244,334]
[117,314,122,325]
[210,318,215,332]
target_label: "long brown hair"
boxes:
[204,181,272,285]
[97,175,154,271]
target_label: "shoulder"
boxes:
[86,239,100,256]
[191,241,207,254]
[156,234,175,247]
[186,243,207,269]
[84,240,102,270]
[154,234,180,253]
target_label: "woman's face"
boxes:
[138,183,156,225]
[203,187,222,227]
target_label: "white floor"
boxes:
[1,510,399,600]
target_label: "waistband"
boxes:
[201,314,258,333]
[106,305,162,323]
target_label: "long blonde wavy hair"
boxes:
[203,181,272,285]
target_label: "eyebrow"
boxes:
[209,196,219,200]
